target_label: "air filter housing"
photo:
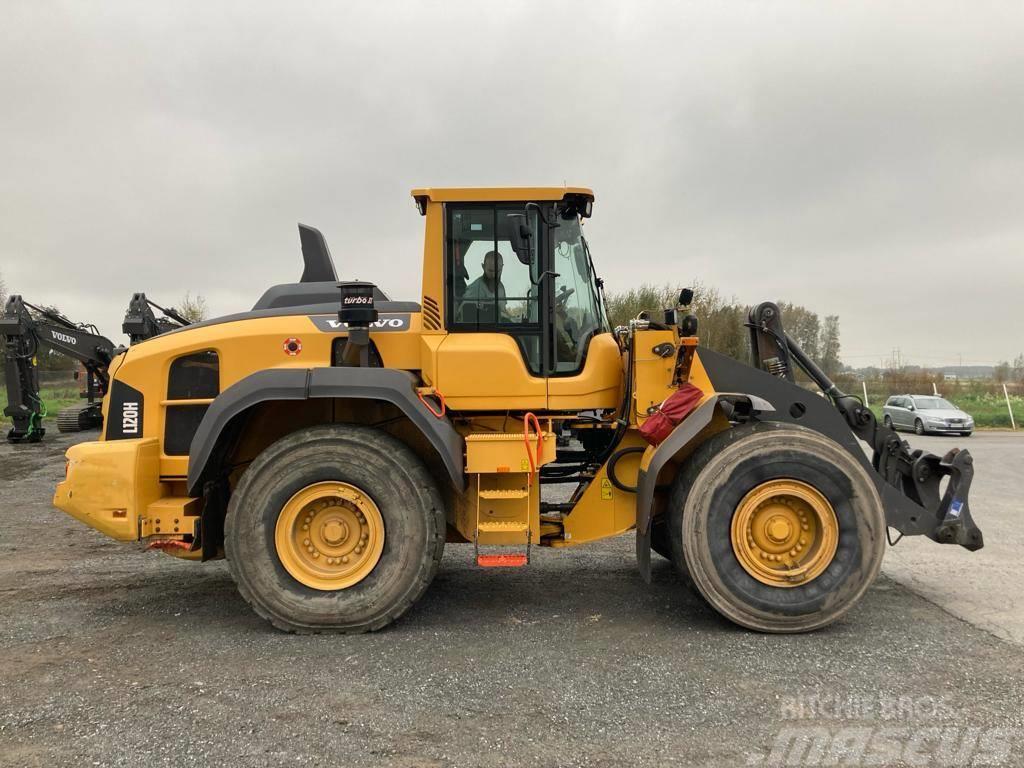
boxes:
[338,281,379,327]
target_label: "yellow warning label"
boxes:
[521,459,530,471]
[601,478,612,500]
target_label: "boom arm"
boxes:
[122,293,190,343]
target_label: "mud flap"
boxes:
[636,527,653,584]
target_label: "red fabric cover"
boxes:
[638,383,705,447]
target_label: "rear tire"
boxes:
[914,419,925,435]
[667,423,885,633]
[225,424,445,633]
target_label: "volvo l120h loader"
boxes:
[53,187,982,633]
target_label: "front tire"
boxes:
[914,419,925,435]
[882,415,894,430]
[225,424,446,633]
[667,423,885,633]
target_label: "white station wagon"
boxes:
[882,395,974,436]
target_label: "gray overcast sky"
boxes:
[2,2,1022,367]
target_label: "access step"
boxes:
[478,489,530,500]
[477,553,529,567]
[477,520,529,533]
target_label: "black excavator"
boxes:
[1,293,190,442]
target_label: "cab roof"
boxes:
[410,186,594,204]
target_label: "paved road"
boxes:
[1,430,1023,767]
[878,432,1024,646]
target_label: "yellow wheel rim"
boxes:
[730,479,838,588]
[274,481,385,591]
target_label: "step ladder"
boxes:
[465,414,554,568]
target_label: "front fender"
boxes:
[634,393,772,583]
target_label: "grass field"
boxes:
[0,383,82,422]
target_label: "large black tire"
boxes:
[225,424,446,634]
[667,423,885,633]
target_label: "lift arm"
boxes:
[748,302,982,551]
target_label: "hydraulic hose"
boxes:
[607,446,645,493]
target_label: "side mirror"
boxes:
[908,404,915,411]
[506,214,534,266]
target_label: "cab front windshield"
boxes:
[551,209,609,373]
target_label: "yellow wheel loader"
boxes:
[52,187,982,634]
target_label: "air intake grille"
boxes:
[422,296,441,330]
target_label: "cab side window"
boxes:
[447,204,543,373]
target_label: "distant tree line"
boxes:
[994,355,1024,386]
[603,282,843,377]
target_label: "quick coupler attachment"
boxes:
[874,428,983,551]
[932,448,983,551]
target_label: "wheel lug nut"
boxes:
[312,551,320,559]
[342,556,350,564]
[303,538,310,546]
[801,523,809,531]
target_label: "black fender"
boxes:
[186,367,465,496]
[634,392,774,583]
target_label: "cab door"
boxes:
[432,203,548,411]
[544,210,621,412]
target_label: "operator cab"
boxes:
[443,192,609,377]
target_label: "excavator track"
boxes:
[56,403,103,433]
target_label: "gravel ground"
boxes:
[2,431,1023,767]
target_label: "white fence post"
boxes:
[1004,384,1017,431]
[932,382,939,396]
[862,381,869,407]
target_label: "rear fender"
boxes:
[187,367,465,496]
